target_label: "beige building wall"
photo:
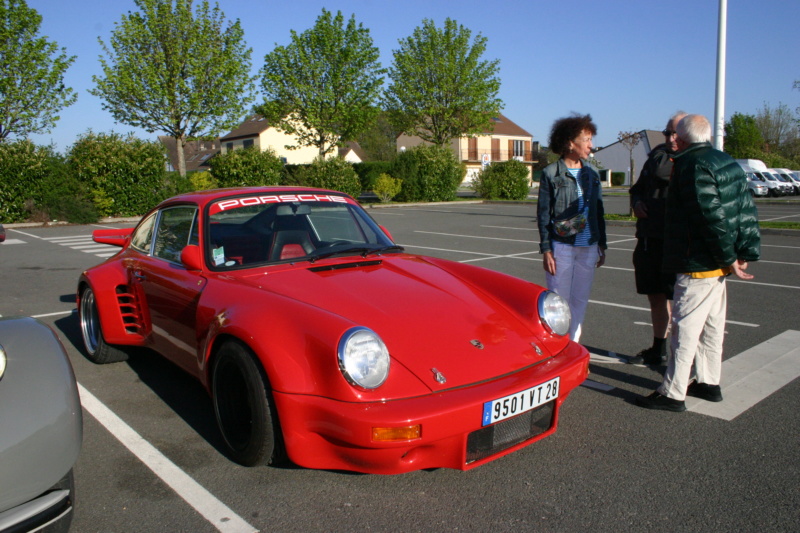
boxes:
[258,128,321,164]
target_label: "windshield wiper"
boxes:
[309,245,404,263]
[363,245,405,256]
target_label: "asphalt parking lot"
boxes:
[1,196,798,532]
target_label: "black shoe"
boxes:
[686,381,723,402]
[627,346,665,365]
[635,391,686,412]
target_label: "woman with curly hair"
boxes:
[536,113,607,342]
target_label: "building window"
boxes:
[468,137,478,160]
[243,139,254,149]
[226,142,233,152]
[513,140,525,158]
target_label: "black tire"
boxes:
[79,286,129,364]
[212,340,278,466]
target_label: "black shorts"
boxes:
[633,238,674,298]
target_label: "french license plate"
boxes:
[481,377,560,426]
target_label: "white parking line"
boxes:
[686,330,800,420]
[77,384,258,533]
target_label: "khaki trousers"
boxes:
[659,274,727,401]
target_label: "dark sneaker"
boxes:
[627,346,665,365]
[635,391,686,412]
[687,382,723,402]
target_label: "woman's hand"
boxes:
[543,251,556,275]
[596,249,606,268]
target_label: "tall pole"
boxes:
[714,0,728,150]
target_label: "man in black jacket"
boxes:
[628,112,686,365]
[636,114,760,412]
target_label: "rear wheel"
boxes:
[212,340,279,466]
[79,286,129,364]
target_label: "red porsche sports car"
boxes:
[78,187,589,474]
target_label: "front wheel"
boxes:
[79,286,129,364]
[212,340,279,466]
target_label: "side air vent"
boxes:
[115,285,144,334]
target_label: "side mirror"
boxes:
[181,245,203,271]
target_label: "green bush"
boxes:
[353,161,393,191]
[390,145,464,202]
[68,132,167,217]
[293,156,361,198]
[189,171,219,191]
[472,159,530,200]
[611,172,626,186]
[0,141,52,222]
[373,173,402,203]
[209,146,284,188]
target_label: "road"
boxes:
[1,196,799,532]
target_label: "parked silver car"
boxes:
[0,317,82,533]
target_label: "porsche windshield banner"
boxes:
[209,193,352,216]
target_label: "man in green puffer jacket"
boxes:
[636,114,760,412]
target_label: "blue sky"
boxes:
[25,0,800,153]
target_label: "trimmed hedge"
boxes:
[68,132,167,217]
[390,145,464,202]
[292,156,362,198]
[472,159,530,200]
[209,146,284,188]
[0,141,52,222]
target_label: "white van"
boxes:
[772,168,800,195]
[766,169,796,195]
[736,162,779,197]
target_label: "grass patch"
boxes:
[759,221,800,230]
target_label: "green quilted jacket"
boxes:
[663,142,760,273]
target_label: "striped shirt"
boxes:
[567,167,592,246]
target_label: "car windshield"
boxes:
[205,194,398,269]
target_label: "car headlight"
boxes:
[338,327,390,389]
[538,291,571,336]
[0,343,6,380]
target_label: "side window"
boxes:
[153,206,199,263]
[130,213,156,253]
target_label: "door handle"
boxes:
[133,271,146,281]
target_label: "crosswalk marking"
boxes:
[686,330,800,420]
[43,235,120,258]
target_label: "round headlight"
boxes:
[338,327,390,389]
[538,291,571,336]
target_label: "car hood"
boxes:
[241,255,553,391]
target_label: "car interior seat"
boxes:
[269,205,316,260]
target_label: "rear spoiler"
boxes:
[93,227,134,247]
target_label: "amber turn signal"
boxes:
[372,425,422,442]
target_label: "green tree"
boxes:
[91,0,255,177]
[357,110,400,161]
[724,113,764,158]
[755,102,798,153]
[258,9,384,157]
[384,18,502,146]
[0,0,77,141]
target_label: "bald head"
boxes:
[677,114,712,145]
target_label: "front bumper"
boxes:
[274,341,589,474]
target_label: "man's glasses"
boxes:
[663,129,677,137]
